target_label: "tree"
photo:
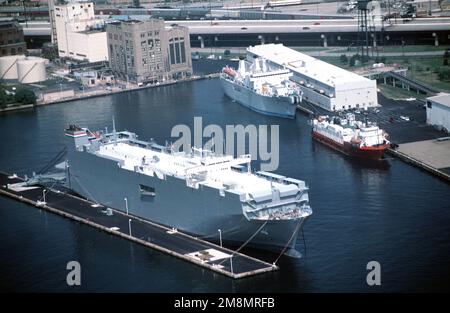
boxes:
[0,89,7,108]
[444,49,449,66]
[340,54,348,64]
[438,68,450,81]
[14,88,36,105]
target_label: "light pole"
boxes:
[128,218,132,236]
[42,189,47,204]
[218,229,222,247]
[401,38,405,57]
[124,197,129,215]
[230,255,234,274]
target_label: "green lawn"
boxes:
[291,46,331,52]
[315,55,450,93]
[383,56,450,93]
[377,84,428,100]
[334,45,450,54]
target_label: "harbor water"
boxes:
[0,77,450,292]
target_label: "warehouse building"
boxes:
[247,44,378,112]
[426,93,450,133]
[106,18,192,84]
[54,1,108,63]
[0,20,27,56]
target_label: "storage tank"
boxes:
[17,57,47,84]
[0,55,25,80]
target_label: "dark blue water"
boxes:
[1,78,450,292]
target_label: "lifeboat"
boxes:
[223,66,236,77]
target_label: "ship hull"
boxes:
[66,148,308,254]
[221,76,297,118]
[312,130,389,160]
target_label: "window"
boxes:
[427,101,432,109]
[139,184,155,196]
[175,42,181,64]
[180,42,186,63]
[169,43,175,65]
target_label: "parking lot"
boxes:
[354,94,446,144]
[302,93,447,144]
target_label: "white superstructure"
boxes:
[96,140,303,203]
[54,1,108,62]
[230,57,300,99]
[247,44,379,112]
[313,114,389,148]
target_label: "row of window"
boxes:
[0,39,22,45]
[0,30,22,37]
[1,47,24,55]
[169,41,186,66]
[140,30,160,38]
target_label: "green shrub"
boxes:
[438,68,450,81]
[14,88,36,104]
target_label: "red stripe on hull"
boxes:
[312,131,388,160]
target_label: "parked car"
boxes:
[400,116,410,121]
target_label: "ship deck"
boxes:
[0,171,278,279]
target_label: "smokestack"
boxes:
[238,59,246,77]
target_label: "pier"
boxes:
[0,172,278,279]
[387,140,450,183]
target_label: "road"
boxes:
[191,46,449,57]
[20,17,450,36]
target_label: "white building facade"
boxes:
[426,93,450,132]
[247,44,378,112]
[54,1,108,63]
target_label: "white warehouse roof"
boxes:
[247,44,372,88]
[428,93,450,108]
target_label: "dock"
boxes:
[0,171,278,279]
[387,139,450,183]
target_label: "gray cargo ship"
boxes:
[220,57,301,118]
[63,125,312,256]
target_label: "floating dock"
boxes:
[0,171,278,279]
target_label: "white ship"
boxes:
[221,57,302,118]
[63,125,313,256]
[312,113,390,159]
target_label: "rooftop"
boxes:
[95,140,300,197]
[428,93,450,108]
[247,44,373,87]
